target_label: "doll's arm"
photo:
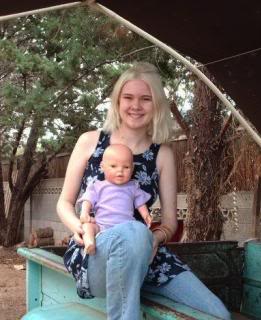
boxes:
[80,200,93,223]
[80,200,99,255]
[137,204,152,228]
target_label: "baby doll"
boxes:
[78,144,152,255]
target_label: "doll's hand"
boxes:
[145,214,152,228]
[80,213,96,224]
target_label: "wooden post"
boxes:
[252,176,261,238]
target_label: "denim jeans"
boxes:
[87,221,231,320]
[142,272,231,320]
[88,221,153,320]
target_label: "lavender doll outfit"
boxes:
[77,180,151,231]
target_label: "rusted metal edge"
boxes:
[141,297,197,320]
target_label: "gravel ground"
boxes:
[0,246,26,320]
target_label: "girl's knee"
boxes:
[128,221,153,250]
[113,222,153,259]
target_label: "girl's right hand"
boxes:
[73,222,84,245]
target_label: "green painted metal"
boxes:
[21,303,106,320]
[242,240,261,319]
[17,247,228,319]
[26,260,42,311]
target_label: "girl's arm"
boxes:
[153,143,178,247]
[56,130,100,244]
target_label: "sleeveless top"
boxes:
[64,131,190,299]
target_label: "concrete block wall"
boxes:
[24,178,72,245]
[221,192,255,245]
[23,179,257,246]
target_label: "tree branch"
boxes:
[218,114,232,142]
[24,143,66,199]
[50,45,156,106]
[222,148,244,190]
[170,100,190,137]
[8,118,26,192]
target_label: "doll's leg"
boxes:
[82,222,100,255]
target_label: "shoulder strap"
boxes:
[150,143,161,159]
[98,130,110,148]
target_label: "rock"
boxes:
[13,264,25,271]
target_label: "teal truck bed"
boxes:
[18,240,261,319]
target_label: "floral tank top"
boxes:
[64,131,189,299]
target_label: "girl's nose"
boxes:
[131,99,141,109]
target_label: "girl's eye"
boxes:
[111,165,116,168]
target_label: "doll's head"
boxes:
[101,144,134,185]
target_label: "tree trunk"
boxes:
[0,150,7,243]
[3,162,49,246]
[1,116,61,246]
[2,116,42,246]
[182,78,225,241]
[4,192,25,246]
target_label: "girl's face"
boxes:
[118,79,154,130]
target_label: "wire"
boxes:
[197,47,261,68]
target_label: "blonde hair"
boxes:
[103,62,173,144]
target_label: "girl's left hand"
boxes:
[150,232,161,263]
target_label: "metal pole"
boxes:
[0,2,82,22]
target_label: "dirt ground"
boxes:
[0,246,26,320]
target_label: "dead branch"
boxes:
[170,100,190,137]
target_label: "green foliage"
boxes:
[0,6,193,161]
[0,6,198,245]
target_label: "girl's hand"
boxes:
[73,222,85,245]
[150,232,161,263]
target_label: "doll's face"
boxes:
[101,145,133,185]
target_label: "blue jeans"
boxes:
[143,272,231,320]
[87,221,231,320]
[88,221,153,320]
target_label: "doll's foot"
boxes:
[145,215,152,228]
[85,241,96,255]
